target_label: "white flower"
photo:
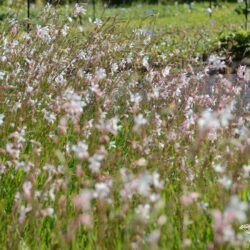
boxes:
[135,204,151,220]
[55,73,66,85]
[111,63,118,73]
[109,141,116,149]
[63,88,86,117]
[95,68,106,81]
[237,65,246,79]
[242,165,250,178]
[135,158,147,167]
[198,109,220,131]
[72,141,89,160]
[162,66,171,77]
[94,18,103,27]
[19,205,32,223]
[89,153,105,173]
[213,164,225,173]
[95,181,112,198]
[134,114,147,130]
[130,93,142,104]
[226,195,249,223]
[74,4,86,16]
[61,25,69,37]
[41,207,54,217]
[244,68,250,82]
[208,54,225,70]
[205,8,212,14]
[142,56,149,69]
[73,190,93,211]
[0,114,5,126]
[23,181,32,198]
[36,25,51,42]
[219,100,235,128]
[148,230,160,244]
[218,176,232,189]
[0,71,5,80]
[42,109,56,124]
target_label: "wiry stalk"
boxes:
[92,0,96,21]
[27,0,30,31]
[245,0,248,30]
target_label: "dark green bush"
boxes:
[219,30,250,60]
[235,4,250,15]
[101,0,160,6]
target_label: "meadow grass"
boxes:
[0,2,250,250]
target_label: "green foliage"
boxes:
[219,30,250,59]
[235,4,250,15]
[0,5,15,20]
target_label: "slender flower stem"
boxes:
[245,0,248,30]
[93,0,96,21]
[27,0,30,31]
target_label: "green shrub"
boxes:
[219,30,250,59]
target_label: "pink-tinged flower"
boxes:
[90,83,103,97]
[58,117,68,134]
[237,65,246,79]
[148,230,160,245]
[0,164,6,174]
[183,238,192,247]
[157,215,167,225]
[40,207,54,217]
[23,181,32,200]
[212,210,225,242]
[73,190,93,211]
[244,68,250,82]
[6,143,20,159]
[181,192,199,206]
[42,109,56,124]
[36,25,51,42]
[212,195,249,244]
[73,4,86,16]
[135,158,148,167]
[62,88,86,117]
[97,117,121,135]
[225,195,249,223]
[78,214,92,228]
[93,18,103,27]
[19,205,32,224]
